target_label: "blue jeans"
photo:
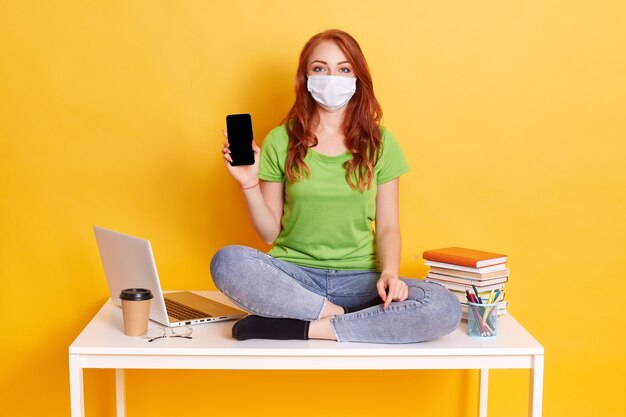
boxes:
[210,245,461,343]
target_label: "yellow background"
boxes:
[1,1,625,416]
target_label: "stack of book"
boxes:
[422,247,509,320]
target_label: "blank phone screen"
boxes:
[226,114,254,166]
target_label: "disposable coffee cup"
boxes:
[120,288,153,336]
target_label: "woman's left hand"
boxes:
[376,273,409,309]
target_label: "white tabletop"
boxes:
[70,291,543,358]
[69,292,545,417]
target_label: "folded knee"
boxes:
[210,245,248,291]
[432,285,462,337]
[408,283,461,341]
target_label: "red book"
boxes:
[423,247,507,268]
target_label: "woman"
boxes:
[211,29,460,343]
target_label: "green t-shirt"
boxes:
[258,125,409,270]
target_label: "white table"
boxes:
[69,292,544,417]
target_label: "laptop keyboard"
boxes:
[164,298,211,321]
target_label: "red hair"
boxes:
[283,29,383,192]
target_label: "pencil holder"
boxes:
[467,302,498,337]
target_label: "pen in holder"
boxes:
[467,301,498,337]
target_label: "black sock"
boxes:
[343,298,382,314]
[232,315,310,341]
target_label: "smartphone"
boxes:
[226,113,254,166]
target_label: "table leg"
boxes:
[478,368,489,417]
[116,369,126,417]
[529,355,544,417]
[69,355,84,417]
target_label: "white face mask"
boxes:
[307,75,357,110]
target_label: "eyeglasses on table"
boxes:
[145,326,193,342]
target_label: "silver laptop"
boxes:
[94,226,246,327]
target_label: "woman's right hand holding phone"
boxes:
[221,130,261,188]
[221,129,283,244]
